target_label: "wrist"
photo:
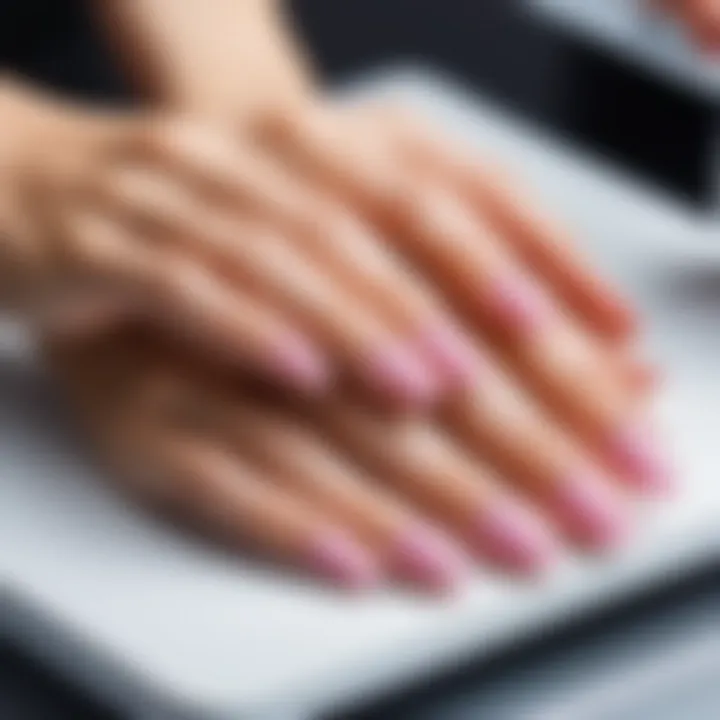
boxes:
[98,0,318,127]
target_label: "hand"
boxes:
[2,84,485,406]
[45,322,671,594]
[255,102,659,457]
[4,81,650,416]
[94,0,654,410]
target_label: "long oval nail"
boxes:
[307,530,381,590]
[390,525,468,593]
[549,472,629,550]
[487,273,550,333]
[472,500,557,574]
[416,323,478,388]
[362,341,441,406]
[608,423,674,494]
[269,332,333,393]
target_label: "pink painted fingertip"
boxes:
[307,530,382,590]
[487,273,550,333]
[270,332,333,393]
[473,500,557,574]
[391,525,468,594]
[551,472,629,550]
[608,424,674,494]
[416,323,479,387]
[363,341,441,407]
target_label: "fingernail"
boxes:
[608,424,674,493]
[307,530,381,590]
[473,500,557,574]
[416,324,478,387]
[550,472,628,550]
[270,332,332,393]
[391,525,468,593]
[488,273,549,333]
[363,341,441,406]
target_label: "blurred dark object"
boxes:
[0,0,125,100]
[0,642,117,720]
[337,568,720,720]
[295,0,718,205]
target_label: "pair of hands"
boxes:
[26,89,668,593]
[0,0,674,593]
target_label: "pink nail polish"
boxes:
[550,472,629,550]
[307,530,381,590]
[416,324,478,387]
[269,332,332,393]
[363,341,441,406]
[390,525,468,593]
[488,274,549,333]
[473,500,557,574]
[608,424,674,494]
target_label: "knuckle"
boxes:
[390,176,431,221]
[376,101,417,130]
[60,212,104,267]
[134,115,179,158]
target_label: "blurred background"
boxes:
[1,0,718,718]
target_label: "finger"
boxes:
[348,173,650,475]
[145,431,382,590]
[148,252,333,392]
[686,0,720,48]
[64,210,331,393]
[209,399,469,592]
[363,178,662,483]
[259,107,646,411]
[50,330,380,591]
[360,107,638,341]
[151,116,482,388]
[38,296,131,338]
[169,118,653,472]
[647,0,719,49]
[306,397,558,574]
[443,356,645,550]
[101,166,448,405]
[510,316,672,490]
[615,343,663,398]
[263,110,602,361]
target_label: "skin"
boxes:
[653,0,720,49]
[45,322,668,594]
[0,81,480,404]
[0,2,672,592]
[0,80,649,411]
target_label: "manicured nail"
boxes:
[473,500,557,574]
[550,472,629,550]
[270,332,332,393]
[390,525,468,593]
[416,323,478,387]
[488,273,550,333]
[307,530,381,590]
[363,341,441,406]
[608,424,673,493]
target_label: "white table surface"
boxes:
[1,67,720,720]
